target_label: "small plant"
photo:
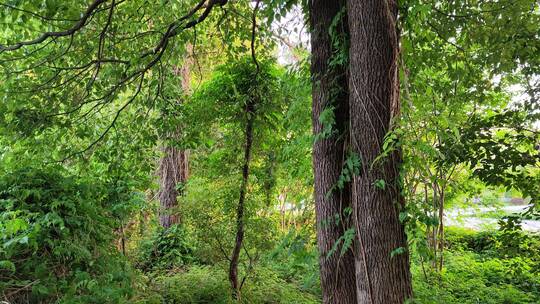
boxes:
[136,224,197,271]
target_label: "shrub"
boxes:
[445,227,497,253]
[445,226,540,261]
[134,265,319,304]
[135,224,198,271]
[265,228,320,296]
[415,252,539,303]
[0,166,134,303]
[412,228,540,303]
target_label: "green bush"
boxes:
[265,228,320,296]
[412,250,539,303]
[134,265,319,304]
[445,227,497,253]
[135,224,198,271]
[139,266,230,304]
[0,166,134,303]
[445,226,540,260]
[412,227,540,303]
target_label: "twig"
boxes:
[4,280,40,299]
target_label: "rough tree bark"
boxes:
[346,0,413,303]
[158,146,189,228]
[158,46,191,229]
[310,0,357,303]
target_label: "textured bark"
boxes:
[158,46,191,229]
[346,0,413,303]
[158,146,189,228]
[310,0,357,303]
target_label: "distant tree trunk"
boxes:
[158,146,189,228]
[310,1,357,303]
[158,46,192,229]
[346,1,413,303]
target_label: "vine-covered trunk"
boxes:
[310,0,357,303]
[229,99,255,300]
[346,0,413,303]
[158,47,191,229]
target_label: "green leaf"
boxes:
[0,260,16,272]
[374,179,386,190]
[19,236,29,244]
[390,247,406,258]
[399,211,409,223]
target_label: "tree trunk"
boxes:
[310,0,357,303]
[158,46,191,229]
[229,97,255,300]
[346,1,413,303]
[158,146,189,228]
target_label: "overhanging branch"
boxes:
[0,0,108,52]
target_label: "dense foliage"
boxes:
[0,0,538,303]
[0,166,136,303]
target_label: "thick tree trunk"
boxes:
[158,146,189,228]
[158,47,191,229]
[346,1,413,303]
[310,1,357,303]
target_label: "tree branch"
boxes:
[0,0,108,52]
